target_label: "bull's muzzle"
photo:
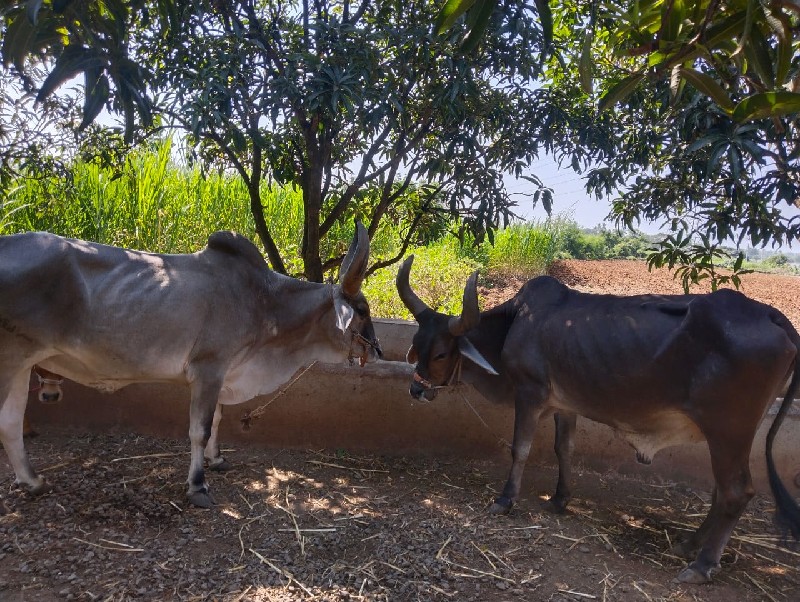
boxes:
[349,331,382,366]
[410,372,438,401]
[39,390,63,404]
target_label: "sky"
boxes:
[508,153,800,249]
[505,154,657,232]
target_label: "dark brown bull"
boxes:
[397,256,800,583]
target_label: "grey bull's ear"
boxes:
[458,337,499,375]
[339,222,369,298]
[333,295,355,333]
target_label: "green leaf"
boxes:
[434,0,478,35]
[678,67,735,112]
[669,63,686,105]
[764,9,792,86]
[2,11,37,70]
[732,91,800,122]
[534,0,553,51]
[37,46,106,102]
[598,72,645,112]
[579,29,594,94]
[742,26,775,88]
[703,11,747,49]
[686,133,722,153]
[459,0,495,53]
[659,0,686,43]
[79,69,109,130]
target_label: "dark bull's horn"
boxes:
[448,271,480,336]
[396,256,430,318]
[339,222,370,298]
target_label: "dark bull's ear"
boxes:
[458,337,498,376]
[458,337,499,375]
[339,222,370,298]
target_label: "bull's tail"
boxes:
[766,312,800,540]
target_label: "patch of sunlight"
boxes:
[221,508,242,519]
[245,479,266,492]
[757,565,789,577]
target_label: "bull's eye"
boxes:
[434,352,447,361]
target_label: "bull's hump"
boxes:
[206,231,266,270]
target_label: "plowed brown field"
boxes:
[480,259,800,330]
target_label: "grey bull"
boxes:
[397,256,800,583]
[0,225,381,508]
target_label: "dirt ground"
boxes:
[2,259,800,601]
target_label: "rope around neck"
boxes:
[240,361,318,431]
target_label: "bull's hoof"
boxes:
[17,480,52,496]
[677,564,713,584]
[544,496,570,514]
[207,458,232,472]
[23,430,39,439]
[30,481,53,495]
[187,490,215,509]
[488,496,513,515]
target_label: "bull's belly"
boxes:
[38,354,187,392]
[612,413,705,464]
[549,389,705,464]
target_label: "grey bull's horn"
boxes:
[396,256,430,318]
[339,222,370,298]
[448,270,480,336]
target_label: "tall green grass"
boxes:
[486,216,572,278]
[1,141,582,318]
[2,139,261,252]
[363,238,482,320]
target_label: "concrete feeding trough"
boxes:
[23,319,800,495]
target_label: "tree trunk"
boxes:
[300,126,325,282]
[247,148,286,273]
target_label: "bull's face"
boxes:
[333,287,382,366]
[405,312,460,401]
[331,223,382,365]
[34,368,64,404]
[397,256,497,401]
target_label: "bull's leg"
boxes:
[186,376,223,508]
[549,411,577,513]
[22,414,38,438]
[677,443,755,584]
[489,386,548,515]
[673,487,717,560]
[204,404,231,472]
[0,369,51,495]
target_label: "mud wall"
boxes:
[24,319,800,496]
